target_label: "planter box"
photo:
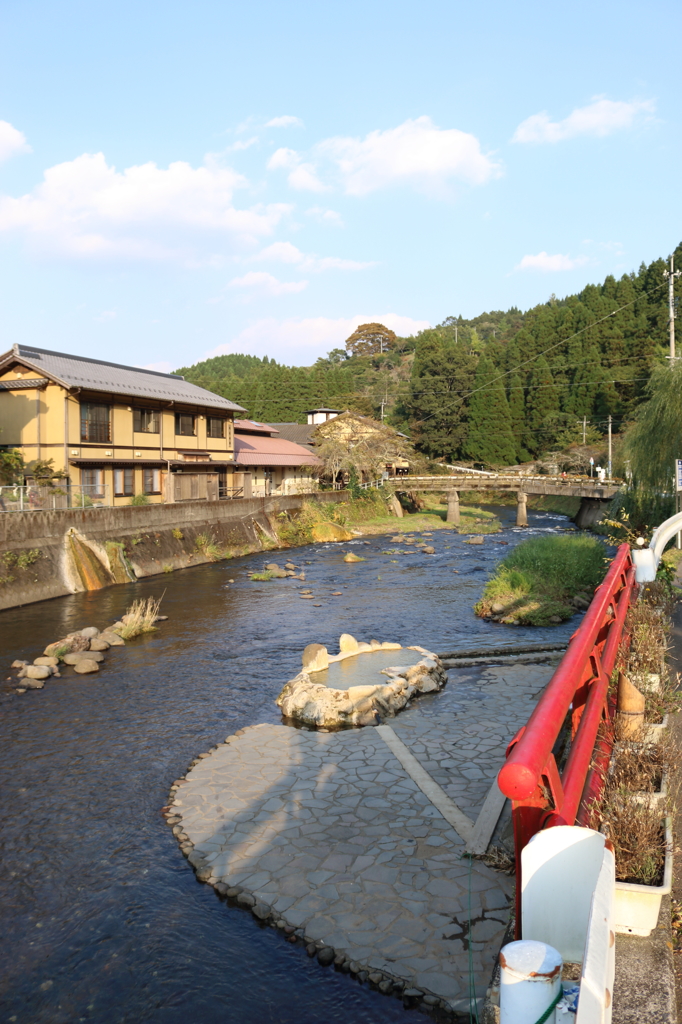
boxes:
[644,714,669,743]
[632,672,661,693]
[631,770,668,808]
[614,817,672,936]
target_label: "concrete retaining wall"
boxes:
[0,491,348,611]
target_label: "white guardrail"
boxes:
[500,826,614,1023]
[632,509,682,582]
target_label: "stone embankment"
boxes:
[0,490,347,611]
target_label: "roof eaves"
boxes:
[0,348,73,391]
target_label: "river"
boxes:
[0,505,577,1023]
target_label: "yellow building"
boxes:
[0,343,245,505]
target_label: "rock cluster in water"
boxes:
[9,615,167,694]
[275,633,446,727]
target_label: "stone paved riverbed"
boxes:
[172,660,558,1015]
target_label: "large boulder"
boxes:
[25,665,51,680]
[89,638,110,651]
[74,660,100,674]
[302,644,329,673]
[63,651,104,665]
[44,635,90,658]
[339,633,359,653]
[99,632,125,646]
[311,522,354,543]
[79,627,100,639]
[343,552,364,563]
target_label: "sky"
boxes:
[0,0,680,372]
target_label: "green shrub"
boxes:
[476,534,607,626]
[130,493,150,506]
[501,534,606,597]
[249,570,276,581]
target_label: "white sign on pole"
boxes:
[676,459,682,491]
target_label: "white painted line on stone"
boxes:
[465,777,507,856]
[376,725,475,844]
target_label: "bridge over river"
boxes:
[387,474,621,529]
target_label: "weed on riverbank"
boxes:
[476,534,606,625]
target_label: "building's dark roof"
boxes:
[233,418,279,436]
[0,344,246,412]
[268,423,316,451]
[305,406,341,414]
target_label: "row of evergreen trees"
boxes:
[177,245,680,465]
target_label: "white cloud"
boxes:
[0,121,31,163]
[267,147,327,192]
[266,115,304,129]
[204,312,430,364]
[317,116,500,196]
[0,151,291,260]
[306,206,343,227]
[228,271,309,296]
[252,241,375,272]
[512,97,655,144]
[516,251,590,272]
[225,137,259,152]
[94,310,116,321]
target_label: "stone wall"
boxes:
[0,491,348,611]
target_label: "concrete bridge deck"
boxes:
[389,474,620,501]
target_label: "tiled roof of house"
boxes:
[234,432,323,468]
[268,423,316,450]
[0,344,245,412]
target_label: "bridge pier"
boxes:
[446,489,460,525]
[574,497,608,530]
[516,491,528,528]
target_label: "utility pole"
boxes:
[607,415,612,480]
[455,326,458,344]
[582,416,586,444]
[663,255,681,362]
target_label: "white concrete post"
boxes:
[516,491,528,527]
[500,939,562,1023]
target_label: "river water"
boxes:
[0,506,577,1023]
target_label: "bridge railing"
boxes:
[496,543,636,933]
[390,473,617,486]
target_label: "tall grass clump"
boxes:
[117,596,162,639]
[476,534,607,626]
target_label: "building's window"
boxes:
[133,408,159,433]
[80,403,111,443]
[81,468,105,497]
[143,468,161,494]
[207,417,225,438]
[114,468,134,496]
[175,413,196,436]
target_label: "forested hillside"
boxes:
[176,245,681,466]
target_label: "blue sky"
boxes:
[0,0,679,371]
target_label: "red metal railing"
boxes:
[497,543,636,932]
